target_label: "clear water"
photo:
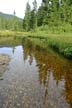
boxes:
[0,37,72,108]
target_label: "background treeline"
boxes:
[23,0,72,32]
[0,0,72,32]
[0,12,23,31]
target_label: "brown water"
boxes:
[0,37,72,108]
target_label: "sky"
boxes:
[0,0,41,18]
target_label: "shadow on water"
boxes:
[0,37,72,108]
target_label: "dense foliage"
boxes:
[0,13,23,31]
[23,0,37,31]
[23,0,72,31]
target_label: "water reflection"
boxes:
[0,37,72,108]
[22,38,72,108]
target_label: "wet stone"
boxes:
[0,54,10,79]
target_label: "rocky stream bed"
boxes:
[0,54,10,80]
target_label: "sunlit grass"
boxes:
[0,30,25,37]
[26,31,72,59]
[0,28,72,58]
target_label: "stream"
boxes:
[0,37,72,108]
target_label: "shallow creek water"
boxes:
[0,37,72,108]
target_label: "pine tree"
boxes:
[30,0,37,29]
[23,2,31,31]
[23,0,72,30]
[37,0,48,26]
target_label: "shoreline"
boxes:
[0,30,72,59]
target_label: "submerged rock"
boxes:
[0,54,10,79]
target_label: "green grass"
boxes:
[0,25,72,59]
[26,28,72,59]
[47,35,72,58]
[0,30,26,37]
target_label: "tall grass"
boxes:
[0,30,26,37]
[47,35,72,58]
[26,24,72,59]
[0,23,72,59]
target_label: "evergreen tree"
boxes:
[23,2,31,31]
[23,0,72,31]
[13,10,16,16]
[30,0,37,29]
[37,0,48,26]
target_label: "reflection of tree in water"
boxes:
[12,47,15,54]
[29,54,33,65]
[22,39,34,64]
[35,44,72,107]
[11,37,22,54]
[35,46,66,85]
[22,39,72,107]
[65,63,72,108]
[34,46,64,106]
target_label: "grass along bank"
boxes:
[47,35,72,59]
[0,30,26,37]
[0,29,72,59]
[27,30,72,59]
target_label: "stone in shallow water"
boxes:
[0,77,3,80]
[0,54,10,79]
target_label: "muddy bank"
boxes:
[0,54,10,80]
